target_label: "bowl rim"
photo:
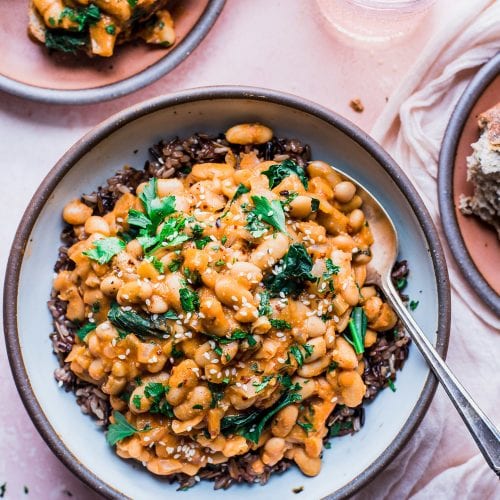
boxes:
[0,0,225,106]
[438,52,500,315]
[3,86,451,499]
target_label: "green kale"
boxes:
[262,159,309,190]
[44,31,87,54]
[263,243,315,297]
[76,322,96,341]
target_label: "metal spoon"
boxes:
[331,166,500,476]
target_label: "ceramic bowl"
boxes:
[4,87,450,499]
[0,0,225,104]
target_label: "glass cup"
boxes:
[316,0,437,43]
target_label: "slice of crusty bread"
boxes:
[459,103,500,238]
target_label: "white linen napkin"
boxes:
[351,1,500,498]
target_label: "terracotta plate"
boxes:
[0,0,225,104]
[439,53,500,315]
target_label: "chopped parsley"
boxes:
[127,0,138,8]
[168,259,182,272]
[144,383,174,417]
[262,159,309,190]
[106,411,139,446]
[387,378,396,392]
[246,195,287,236]
[264,243,315,297]
[105,24,116,35]
[179,287,200,312]
[395,277,407,290]
[83,237,125,264]
[269,319,291,330]
[60,4,101,31]
[409,300,419,311]
[132,395,142,410]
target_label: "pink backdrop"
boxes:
[0,0,447,498]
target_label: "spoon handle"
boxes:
[383,280,500,477]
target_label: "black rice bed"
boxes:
[48,132,411,490]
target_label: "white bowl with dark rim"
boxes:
[3,87,450,499]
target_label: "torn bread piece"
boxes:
[459,102,500,238]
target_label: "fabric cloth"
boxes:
[353,1,500,498]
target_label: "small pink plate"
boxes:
[0,0,225,104]
[439,53,500,314]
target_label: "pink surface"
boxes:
[0,1,446,498]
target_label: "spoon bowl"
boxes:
[329,164,500,477]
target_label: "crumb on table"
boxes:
[349,98,364,113]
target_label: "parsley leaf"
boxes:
[83,237,125,264]
[106,411,138,446]
[179,288,200,312]
[168,259,182,272]
[264,243,315,297]
[410,300,419,311]
[262,159,309,190]
[138,179,177,229]
[60,4,101,31]
[269,319,291,330]
[143,383,174,417]
[249,195,287,234]
[76,322,96,341]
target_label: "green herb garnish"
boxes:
[258,290,272,316]
[410,300,419,311]
[269,319,291,330]
[248,195,287,234]
[108,303,171,338]
[262,159,308,190]
[83,237,125,264]
[263,243,315,297]
[323,258,340,279]
[76,322,96,341]
[221,391,302,443]
[45,31,87,54]
[105,24,116,35]
[232,184,250,202]
[106,411,138,446]
[344,306,367,354]
[252,375,273,393]
[179,288,200,312]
